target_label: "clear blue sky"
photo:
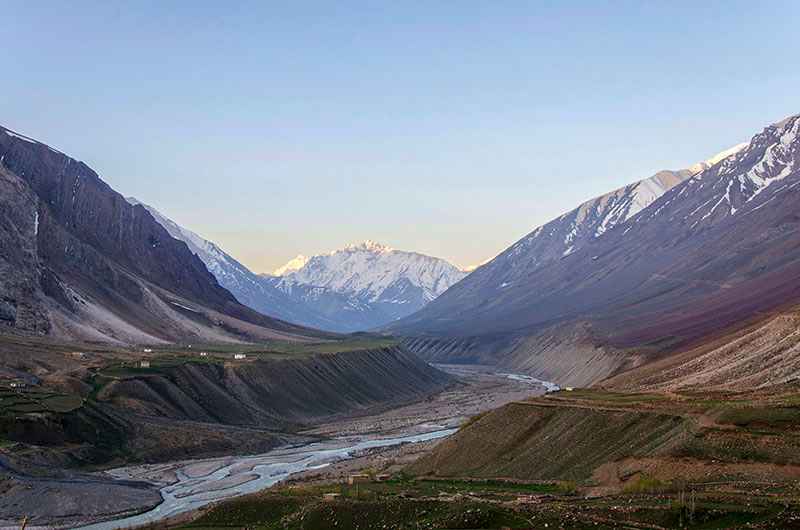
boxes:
[2,2,797,272]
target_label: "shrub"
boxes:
[623,474,668,494]
[556,481,578,495]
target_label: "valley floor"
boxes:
[0,365,545,529]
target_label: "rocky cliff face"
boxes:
[0,126,327,344]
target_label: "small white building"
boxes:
[234,353,246,360]
[140,360,151,368]
[199,352,208,357]
[143,348,153,353]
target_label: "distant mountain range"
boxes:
[0,126,326,344]
[265,241,467,331]
[7,110,797,367]
[127,201,468,332]
[390,114,800,386]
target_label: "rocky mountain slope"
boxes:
[267,241,468,332]
[390,114,800,386]
[0,125,328,345]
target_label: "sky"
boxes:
[2,2,798,273]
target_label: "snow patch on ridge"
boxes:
[689,143,749,174]
[273,255,309,276]
[740,117,798,204]
[4,129,38,144]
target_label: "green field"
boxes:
[89,336,401,398]
[0,389,83,415]
[167,476,792,530]
[175,478,564,530]
[138,336,400,360]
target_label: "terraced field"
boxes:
[0,389,83,414]
[140,336,400,359]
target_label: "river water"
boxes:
[498,372,561,392]
[434,364,560,393]
[77,428,456,530]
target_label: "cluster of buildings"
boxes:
[134,347,250,364]
[131,347,253,368]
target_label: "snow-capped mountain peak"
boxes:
[272,254,309,276]
[342,240,394,254]
[278,242,467,306]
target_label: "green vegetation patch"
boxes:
[174,483,792,530]
[0,389,83,415]
[179,492,534,530]
[99,357,217,378]
[408,477,560,496]
[623,474,672,494]
[556,388,669,404]
[677,429,794,464]
[183,494,301,529]
[716,406,800,430]
[142,337,400,360]
[283,476,561,500]
[300,499,532,530]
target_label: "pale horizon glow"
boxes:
[2,2,798,273]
